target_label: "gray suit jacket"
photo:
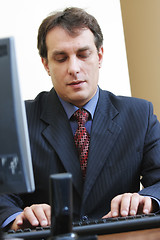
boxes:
[0,87,160,225]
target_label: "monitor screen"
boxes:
[0,37,35,193]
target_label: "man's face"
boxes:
[42,27,103,107]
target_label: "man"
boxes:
[1,7,160,231]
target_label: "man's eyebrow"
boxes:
[78,46,91,52]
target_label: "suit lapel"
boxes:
[82,89,121,204]
[40,89,83,196]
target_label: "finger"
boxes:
[11,213,25,230]
[23,206,39,226]
[102,211,112,219]
[31,204,50,227]
[16,213,25,226]
[110,195,122,217]
[129,193,141,216]
[142,196,152,214]
[39,204,51,226]
[120,193,132,216]
[44,205,51,225]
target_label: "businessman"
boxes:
[1,7,160,231]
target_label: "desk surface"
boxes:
[99,228,160,240]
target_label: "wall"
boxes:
[120,0,160,120]
[0,0,130,100]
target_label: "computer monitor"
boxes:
[0,37,35,193]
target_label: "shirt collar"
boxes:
[58,87,99,120]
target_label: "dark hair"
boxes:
[37,7,103,58]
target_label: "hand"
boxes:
[103,193,153,218]
[11,204,51,231]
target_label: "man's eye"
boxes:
[79,54,88,59]
[54,56,67,62]
[78,51,91,59]
[57,58,67,63]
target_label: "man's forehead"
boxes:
[46,26,95,44]
[48,25,92,36]
[46,27,96,53]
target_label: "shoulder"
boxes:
[25,91,49,109]
[99,90,160,139]
[100,88,153,114]
[24,91,49,128]
[25,88,56,115]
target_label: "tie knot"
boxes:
[73,109,90,125]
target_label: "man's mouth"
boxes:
[68,80,85,86]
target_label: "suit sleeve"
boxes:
[139,102,160,200]
[0,194,23,226]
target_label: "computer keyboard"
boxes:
[4,213,160,240]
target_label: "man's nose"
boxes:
[67,57,80,78]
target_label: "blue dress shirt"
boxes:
[59,87,99,135]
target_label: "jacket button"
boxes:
[82,215,88,221]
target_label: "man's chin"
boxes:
[68,95,91,108]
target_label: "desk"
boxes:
[99,228,160,240]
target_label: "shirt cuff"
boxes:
[1,212,22,228]
[150,196,160,213]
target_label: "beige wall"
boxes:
[120,0,160,120]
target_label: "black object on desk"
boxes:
[49,173,97,240]
[49,173,76,240]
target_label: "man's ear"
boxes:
[98,46,104,68]
[41,58,50,76]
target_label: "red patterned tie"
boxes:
[73,109,90,179]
